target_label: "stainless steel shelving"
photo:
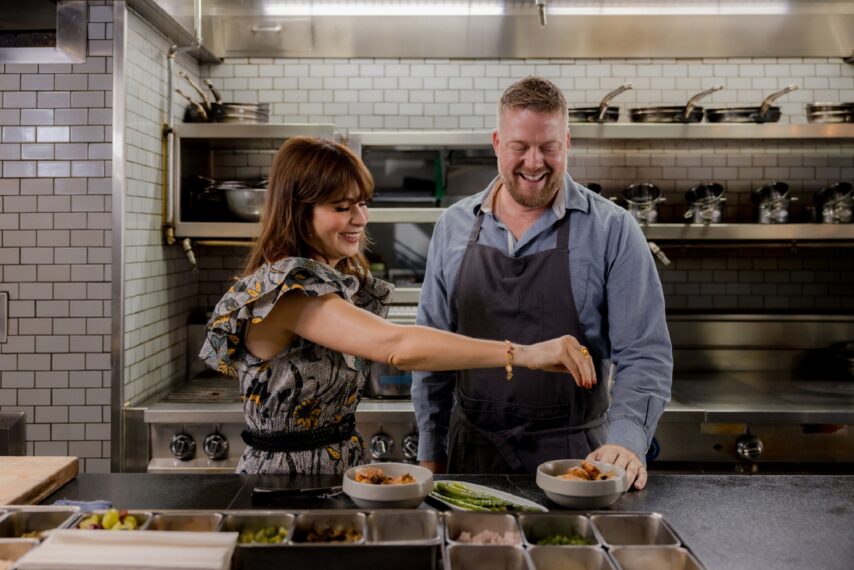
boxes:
[346,124,854,150]
[175,122,335,139]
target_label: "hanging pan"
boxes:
[806,102,854,123]
[567,83,632,123]
[705,84,798,124]
[630,85,723,123]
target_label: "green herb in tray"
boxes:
[431,481,541,512]
[537,533,595,546]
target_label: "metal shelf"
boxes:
[174,122,335,139]
[347,124,854,147]
[178,215,854,242]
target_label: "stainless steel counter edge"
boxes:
[139,398,853,425]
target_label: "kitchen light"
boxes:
[549,2,791,15]
[263,2,506,16]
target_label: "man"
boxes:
[411,76,672,489]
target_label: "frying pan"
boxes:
[806,102,854,123]
[175,88,208,123]
[705,85,798,124]
[630,86,723,123]
[567,83,632,123]
[178,71,270,124]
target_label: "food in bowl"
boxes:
[558,460,615,481]
[354,466,415,485]
[343,462,433,508]
[536,459,629,509]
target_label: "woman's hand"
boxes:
[516,335,597,389]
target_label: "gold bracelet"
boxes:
[504,340,514,381]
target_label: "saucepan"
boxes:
[814,182,853,224]
[705,85,798,124]
[806,102,854,123]
[365,361,412,398]
[567,83,632,123]
[630,86,723,123]
[684,182,726,224]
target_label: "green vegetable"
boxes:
[238,525,288,544]
[431,481,541,513]
[537,533,595,546]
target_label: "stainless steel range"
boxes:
[127,312,854,473]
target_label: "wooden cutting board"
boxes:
[0,456,79,505]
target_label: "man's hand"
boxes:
[419,461,447,474]
[586,444,647,490]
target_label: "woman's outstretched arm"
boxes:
[246,292,596,389]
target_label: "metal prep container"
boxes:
[220,511,295,546]
[446,544,531,570]
[0,539,39,564]
[70,510,153,530]
[528,545,616,570]
[367,509,440,544]
[518,514,599,547]
[445,512,521,545]
[289,511,366,545]
[146,511,223,532]
[609,546,705,570]
[590,514,680,547]
[0,508,78,539]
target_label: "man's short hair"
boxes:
[497,76,567,126]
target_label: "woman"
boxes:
[200,137,596,475]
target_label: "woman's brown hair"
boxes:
[242,136,374,278]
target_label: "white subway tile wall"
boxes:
[123,11,199,406]
[0,1,114,473]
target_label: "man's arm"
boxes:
[411,215,457,472]
[593,213,673,488]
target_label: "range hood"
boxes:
[0,0,86,64]
[131,0,854,61]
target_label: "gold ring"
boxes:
[580,347,590,358]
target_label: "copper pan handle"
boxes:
[178,70,210,112]
[597,83,632,120]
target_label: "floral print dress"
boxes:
[199,257,393,475]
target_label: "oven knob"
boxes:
[736,436,764,461]
[203,433,229,460]
[402,433,419,460]
[369,433,394,460]
[170,433,196,461]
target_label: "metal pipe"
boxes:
[164,0,203,246]
[194,240,255,248]
[535,0,547,26]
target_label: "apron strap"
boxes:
[555,210,571,251]
[466,209,486,246]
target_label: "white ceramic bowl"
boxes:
[536,459,629,509]
[343,462,433,509]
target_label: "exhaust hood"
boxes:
[133,0,854,61]
[0,0,86,64]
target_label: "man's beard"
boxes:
[501,168,562,209]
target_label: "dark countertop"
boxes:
[41,473,854,570]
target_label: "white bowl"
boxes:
[536,459,628,509]
[343,462,433,509]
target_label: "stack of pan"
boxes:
[176,71,270,124]
[806,102,854,123]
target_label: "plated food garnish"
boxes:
[354,466,415,485]
[557,460,615,481]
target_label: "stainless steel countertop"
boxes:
[142,372,854,424]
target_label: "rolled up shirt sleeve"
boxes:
[411,213,457,463]
[603,214,673,464]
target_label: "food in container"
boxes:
[444,512,522,546]
[75,509,147,530]
[289,512,366,544]
[536,459,628,509]
[519,513,599,547]
[343,462,433,509]
[0,508,78,539]
[528,545,617,570]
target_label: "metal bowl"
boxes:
[223,187,267,222]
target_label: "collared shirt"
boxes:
[411,172,673,465]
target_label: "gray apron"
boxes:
[448,207,609,474]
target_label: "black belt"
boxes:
[241,413,356,453]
